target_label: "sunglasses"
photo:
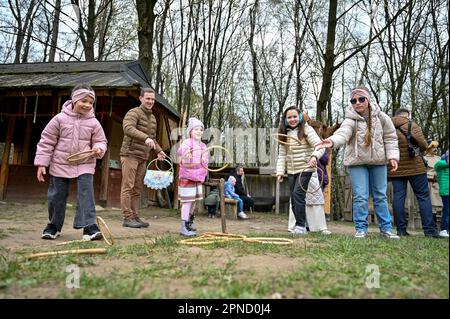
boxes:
[350,97,367,104]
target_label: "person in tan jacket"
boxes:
[316,86,400,239]
[388,108,437,237]
[120,88,166,228]
[423,141,443,216]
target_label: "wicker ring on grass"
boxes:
[96,216,114,246]
[203,232,247,239]
[180,232,293,246]
[180,236,229,245]
[243,237,294,245]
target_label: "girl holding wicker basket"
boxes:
[34,84,107,241]
[177,118,208,237]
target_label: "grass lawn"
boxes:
[0,202,448,298]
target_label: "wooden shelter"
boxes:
[0,61,179,208]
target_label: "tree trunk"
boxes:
[136,0,157,81]
[48,0,61,62]
[249,0,263,128]
[316,0,337,122]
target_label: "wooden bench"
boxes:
[203,178,228,233]
[224,198,238,220]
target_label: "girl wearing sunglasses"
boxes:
[315,87,400,239]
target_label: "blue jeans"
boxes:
[230,197,244,212]
[441,196,449,231]
[391,173,436,236]
[47,174,97,231]
[348,165,393,233]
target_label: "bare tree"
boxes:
[8,0,39,63]
[248,0,263,128]
[71,0,115,61]
[197,0,246,127]
[154,0,172,94]
[136,0,157,77]
[48,0,61,62]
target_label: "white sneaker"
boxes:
[293,226,307,235]
[287,228,294,233]
[355,230,368,238]
[439,230,449,238]
[380,230,400,240]
[321,229,332,235]
[237,212,248,219]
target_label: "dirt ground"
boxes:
[0,201,359,251]
[0,201,438,299]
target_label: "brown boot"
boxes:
[122,218,142,228]
[135,217,149,228]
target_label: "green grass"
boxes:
[0,232,448,298]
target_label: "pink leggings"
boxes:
[181,201,196,221]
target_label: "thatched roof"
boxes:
[0,60,179,117]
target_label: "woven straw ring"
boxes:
[271,133,302,146]
[298,166,324,193]
[201,145,232,172]
[66,149,97,163]
[96,216,114,246]
[148,157,174,173]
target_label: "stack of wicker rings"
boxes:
[180,232,293,246]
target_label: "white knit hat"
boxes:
[186,117,204,137]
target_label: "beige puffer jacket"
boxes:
[120,105,162,161]
[328,103,399,166]
[276,124,325,175]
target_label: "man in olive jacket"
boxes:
[388,108,437,237]
[120,88,166,228]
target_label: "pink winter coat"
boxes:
[177,138,208,182]
[34,100,107,178]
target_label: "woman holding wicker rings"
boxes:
[276,106,325,236]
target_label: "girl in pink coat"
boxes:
[177,118,208,236]
[34,84,107,241]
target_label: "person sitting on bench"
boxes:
[224,176,249,219]
[229,165,254,212]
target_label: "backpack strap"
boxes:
[396,121,411,142]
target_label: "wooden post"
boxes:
[324,152,332,216]
[0,117,16,199]
[164,188,172,209]
[99,117,112,207]
[173,163,179,209]
[219,178,227,233]
[275,175,280,214]
[99,148,110,206]
[22,117,33,164]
